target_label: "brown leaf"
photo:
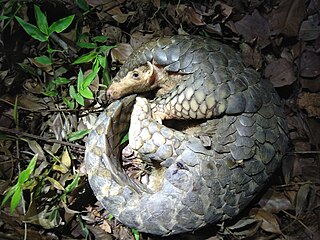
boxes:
[259,189,292,213]
[27,140,45,160]
[250,208,282,234]
[130,32,155,49]
[241,43,262,69]
[299,14,320,41]
[18,93,48,111]
[265,58,296,87]
[297,92,320,118]
[186,6,206,26]
[235,9,271,48]
[110,43,133,64]
[300,50,320,78]
[214,2,233,22]
[225,218,261,237]
[300,77,320,92]
[268,0,306,37]
[295,183,316,216]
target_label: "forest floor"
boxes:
[0,0,319,239]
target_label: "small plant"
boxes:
[15,5,74,65]
[1,154,38,213]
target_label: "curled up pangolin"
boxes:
[84,35,288,235]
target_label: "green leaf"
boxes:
[68,129,90,141]
[34,5,48,35]
[75,93,84,106]
[75,0,90,11]
[53,77,70,85]
[120,133,129,145]
[13,97,18,125]
[79,87,94,99]
[92,35,108,43]
[1,185,17,208]
[73,52,97,64]
[97,45,114,53]
[132,228,140,240]
[69,85,77,99]
[77,69,84,92]
[10,185,22,214]
[35,55,52,65]
[0,16,9,21]
[43,89,57,97]
[102,68,111,86]
[48,15,74,35]
[25,154,38,174]
[65,174,80,193]
[83,69,99,88]
[15,16,48,42]
[97,55,107,69]
[18,154,38,184]
[63,97,75,109]
[77,42,97,49]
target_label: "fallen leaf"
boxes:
[297,92,320,119]
[295,183,316,216]
[61,148,71,168]
[224,218,261,237]
[27,140,45,160]
[268,0,306,37]
[214,2,233,22]
[300,77,320,92]
[250,208,282,234]
[299,14,320,41]
[111,43,133,64]
[130,32,155,49]
[300,50,320,78]
[259,189,292,213]
[235,9,271,48]
[186,6,206,26]
[241,43,262,69]
[265,58,296,87]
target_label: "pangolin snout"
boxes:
[106,87,120,100]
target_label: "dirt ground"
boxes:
[0,0,319,239]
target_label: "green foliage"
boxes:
[132,228,140,240]
[14,4,113,108]
[68,129,91,141]
[15,5,74,42]
[1,154,38,213]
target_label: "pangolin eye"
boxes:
[132,71,139,79]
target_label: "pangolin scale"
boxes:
[84,35,288,235]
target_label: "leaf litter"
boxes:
[0,0,319,239]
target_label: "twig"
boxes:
[0,126,85,150]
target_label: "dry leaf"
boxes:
[17,93,47,111]
[186,6,206,26]
[46,176,65,191]
[299,14,320,41]
[268,0,306,37]
[295,183,316,216]
[130,32,155,49]
[214,2,233,22]
[27,140,45,160]
[111,43,133,64]
[300,50,320,78]
[235,9,271,48]
[259,189,292,213]
[265,58,296,87]
[61,148,71,168]
[250,208,282,234]
[297,92,320,118]
[241,43,262,69]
